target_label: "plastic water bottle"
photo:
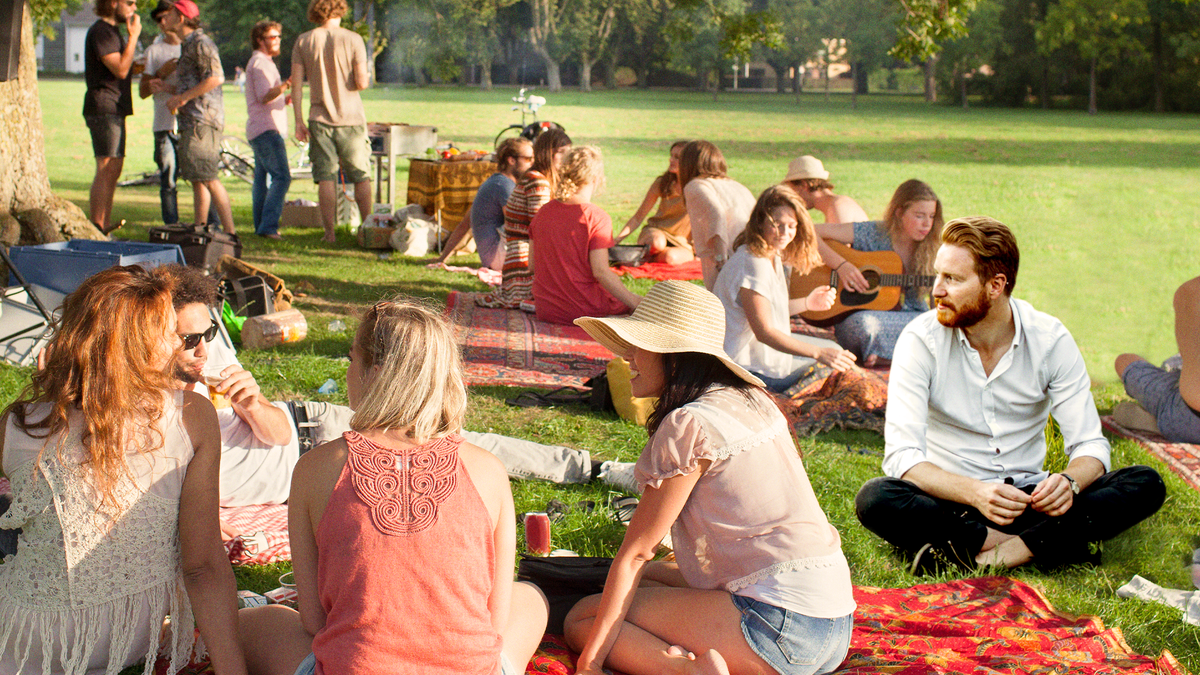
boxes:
[327,319,346,333]
[317,379,337,394]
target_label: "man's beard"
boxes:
[937,287,991,328]
[176,362,203,385]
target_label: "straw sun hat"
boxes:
[782,155,830,183]
[574,280,764,388]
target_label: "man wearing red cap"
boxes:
[162,0,236,234]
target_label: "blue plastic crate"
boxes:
[8,239,186,295]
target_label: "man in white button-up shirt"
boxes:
[856,216,1164,572]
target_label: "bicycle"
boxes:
[218,135,312,184]
[493,88,567,149]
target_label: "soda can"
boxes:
[524,512,551,556]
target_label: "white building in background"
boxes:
[38,1,98,74]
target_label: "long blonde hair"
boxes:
[732,185,822,274]
[6,266,178,511]
[349,298,467,443]
[881,179,944,286]
[554,145,605,200]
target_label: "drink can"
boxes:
[524,512,551,556]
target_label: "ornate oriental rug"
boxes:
[1101,415,1200,494]
[446,291,613,390]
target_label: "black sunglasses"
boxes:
[180,320,219,350]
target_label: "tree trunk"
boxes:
[1087,56,1096,115]
[579,57,593,92]
[1152,19,1164,112]
[542,56,562,91]
[823,57,830,101]
[605,48,618,89]
[923,56,937,103]
[850,62,857,109]
[479,60,493,89]
[961,72,969,110]
[794,65,802,105]
[1040,60,1050,109]
[637,64,649,89]
[0,5,99,241]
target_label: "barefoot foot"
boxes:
[666,645,694,659]
[691,650,730,675]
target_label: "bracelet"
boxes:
[835,260,849,271]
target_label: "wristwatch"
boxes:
[1060,472,1080,495]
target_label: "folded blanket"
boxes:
[611,259,702,281]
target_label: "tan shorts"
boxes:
[179,123,221,182]
[308,120,371,184]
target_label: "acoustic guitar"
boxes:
[788,240,934,327]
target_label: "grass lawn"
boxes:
[9,79,1200,671]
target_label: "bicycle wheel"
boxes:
[219,136,255,184]
[494,124,524,150]
[289,139,312,179]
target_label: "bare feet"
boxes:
[975,536,1033,568]
[979,528,1018,553]
[666,645,694,659]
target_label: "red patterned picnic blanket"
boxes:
[1102,415,1200,493]
[446,290,613,390]
[221,503,290,565]
[773,364,890,436]
[523,577,1185,675]
[611,259,702,281]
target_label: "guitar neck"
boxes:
[830,271,936,289]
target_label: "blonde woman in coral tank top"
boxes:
[239,299,548,675]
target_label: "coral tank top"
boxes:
[312,431,501,675]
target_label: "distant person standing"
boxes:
[291,0,372,244]
[139,0,219,228]
[83,0,140,234]
[162,0,237,234]
[244,20,292,240]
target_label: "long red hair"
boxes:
[6,266,178,509]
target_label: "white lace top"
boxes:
[0,392,198,675]
[634,386,856,618]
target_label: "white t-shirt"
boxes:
[142,35,180,133]
[192,335,299,507]
[714,247,793,379]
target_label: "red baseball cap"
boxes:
[173,0,199,18]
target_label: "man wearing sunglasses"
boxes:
[166,266,609,519]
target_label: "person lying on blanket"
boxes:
[855,216,1166,572]
[165,265,601,531]
[566,280,855,675]
[1113,274,1200,444]
[238,297,548,675]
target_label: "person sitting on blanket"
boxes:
[814,179,945,367]
[0,266,247,675]
[164,266,601,517]
[713,185,856,393]
[530,145,642,325]
[612,140,695,266]
[781,155,870,225]
[238,298,549,675]
[1113,274,1200,444]
[855,216,1166,573]
[678,139,756,291]
[433,137,534,270]
[478,128,572,310]
[566,280,856,675]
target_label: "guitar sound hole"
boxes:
[839,269,881,307]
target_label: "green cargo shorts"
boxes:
[308,120,371,184]
[179,123,221,182]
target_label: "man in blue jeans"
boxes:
[140,0,219,227]
[244,19,292,239]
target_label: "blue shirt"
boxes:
[470,173,516,269]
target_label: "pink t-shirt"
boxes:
[244,50,287,141]
[530,200,627,325]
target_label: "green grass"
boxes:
[19,80,1200,672]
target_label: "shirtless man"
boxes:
[782,155,874,292]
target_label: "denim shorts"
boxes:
[85,114,126,158]
[732,594,852,675]
[293,651,518,674]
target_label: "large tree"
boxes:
[1037,0,1147,113]
[1,1,102,246]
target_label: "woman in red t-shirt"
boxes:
[529,145,642,325]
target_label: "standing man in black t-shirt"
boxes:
[84,0,141,234]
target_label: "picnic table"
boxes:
[405,158,497,242]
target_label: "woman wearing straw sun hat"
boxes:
[564,280,855,675]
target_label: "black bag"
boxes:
[504,373,614,412]
[149,223,242,272]
[220,275,275,318]
[609,244,648,267]
[516,555,612,634]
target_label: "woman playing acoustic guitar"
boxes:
[815,179,944,367]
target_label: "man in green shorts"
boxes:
[291,0,373,244]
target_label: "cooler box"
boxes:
[8,240,186,295]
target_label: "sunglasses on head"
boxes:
[180,320,219,350]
